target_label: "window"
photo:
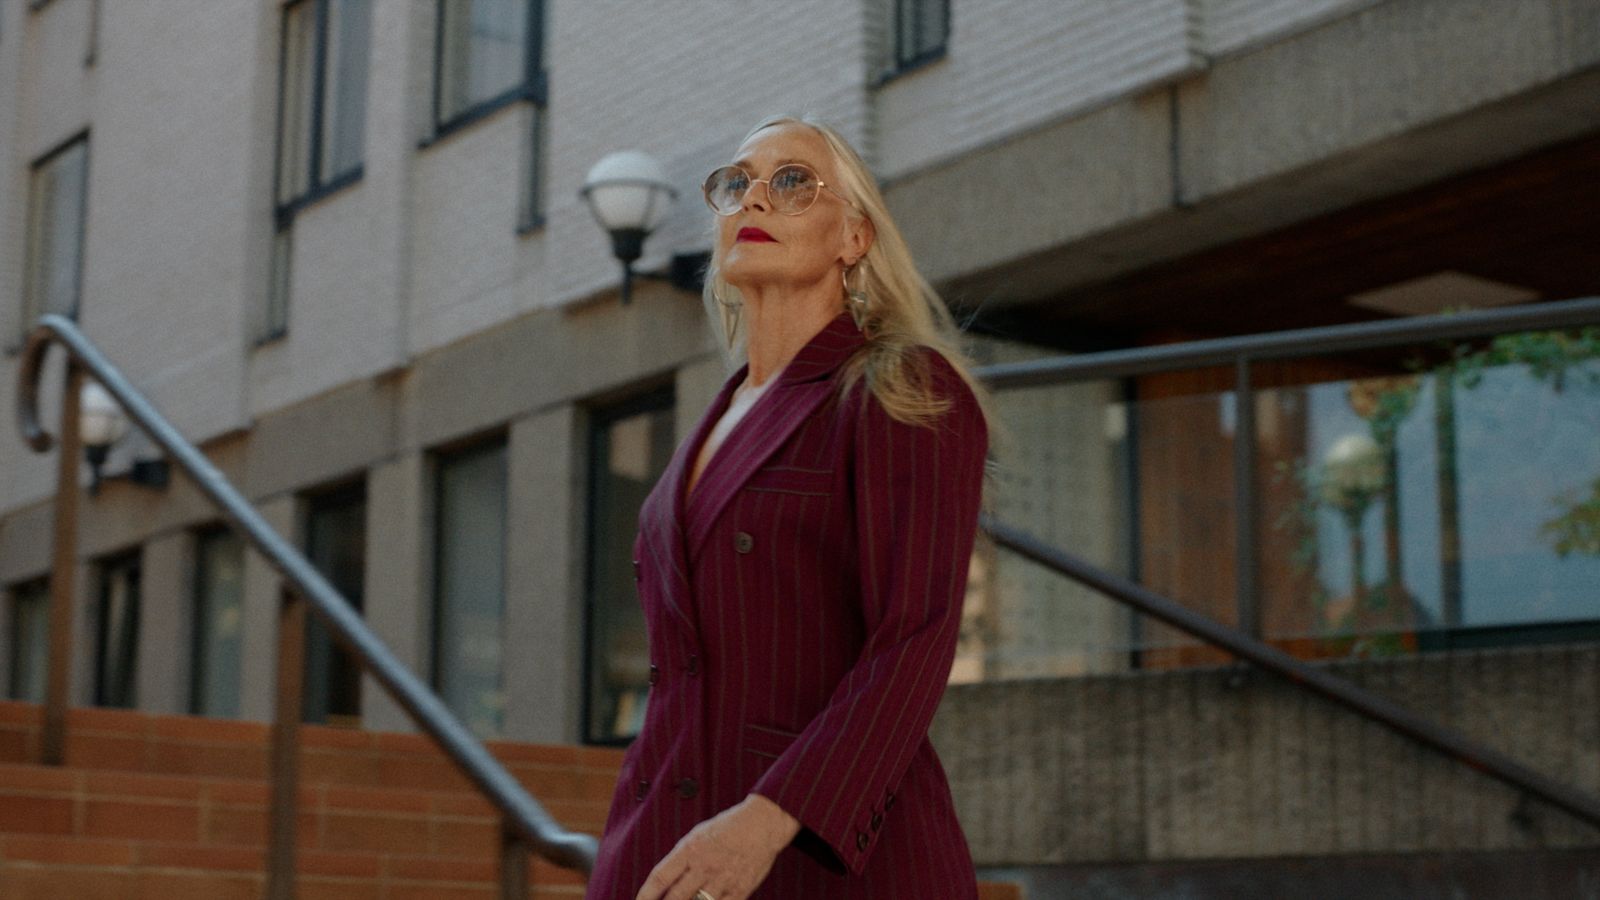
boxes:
[302,482,367,725]
[584,386,675,744]
[432,440,508,738]
[191,529,246,717]
[20,134,89,342]
[94,552,141,709]
[6,579,50,703]
[882,0,949,80]
[432,0,547,230]
[268,0,372,339]
[276,0,370,206]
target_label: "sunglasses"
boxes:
[701,162,856,216]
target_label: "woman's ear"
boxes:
[843,215,875,265]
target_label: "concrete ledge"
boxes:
[933,642,1600,864]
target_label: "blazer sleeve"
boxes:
[750,349,989,875]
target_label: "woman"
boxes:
[587,114,995,900]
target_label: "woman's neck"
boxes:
[736,277,841,386]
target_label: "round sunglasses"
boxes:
[702,163,856,216]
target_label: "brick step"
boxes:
[0,761,604,854]
[0,832,586,899]
[0,703,1025,898]
[0,701,625,798]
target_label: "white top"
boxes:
[688,363,787,497]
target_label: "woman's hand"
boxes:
[635,793,801,900]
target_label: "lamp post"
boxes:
[80,381,168,494]
[580,151,676,305]
[1320,432,1386,613]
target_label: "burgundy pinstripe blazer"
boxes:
[587,311,988,900]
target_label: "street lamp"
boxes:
[580,151,676,306]
[1320,432,1386,610]
[80,381,168,495]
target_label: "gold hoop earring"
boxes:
[843,263,869,332]
[712,284,741,311]
[712,285,741,350]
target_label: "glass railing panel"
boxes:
[1125,373,1242,671]
[963,353,1241,678]
[957,375,1136,681]
[1254,329,1600,660]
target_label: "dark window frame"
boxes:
[424,0,549,233]
[273,0,369,219]
[265,0,371,344]
[298,476,368,726]
[6,577,51,702]
[428,433,511,738]
[189,525,246,717]
[581,382,675,747]
[429,0,547,139]
[14,130,91,351]
[874,0,950,86]
[93,549,142,709]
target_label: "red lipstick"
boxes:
[737,227,776,243]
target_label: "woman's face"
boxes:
[716,124,868,298]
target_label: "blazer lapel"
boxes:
[682,311,866,563]
[638,369,744,631]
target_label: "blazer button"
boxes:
[856,831,869,850]
[686,655,700,676]
[676,778,699,799]
[734,531,754,554]
[871,812,884,831]
[885,791,896,810]
[648,665,660,685]
[632,559,640,580]
[635,779,650,800]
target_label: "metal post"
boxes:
[267,585,306,900]
[1435,366,1464,627]
[500,820,531,899]
[42,365,84,766]
[1233,356,1261,639]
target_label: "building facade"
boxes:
[2,0,1598,885]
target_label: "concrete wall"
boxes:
[889,0,1600,304]
[931,642,1600,865]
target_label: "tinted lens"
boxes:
[768,164,819,213]
[703,166,748,215]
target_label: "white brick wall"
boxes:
[872,0,1202,179]
[78,1,261,435]
[1198,0,1384,56]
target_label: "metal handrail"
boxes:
[976,295,1600,388]
[16,314,596,895]
[971,294,1600,830]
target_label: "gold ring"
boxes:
[693,891,716,900]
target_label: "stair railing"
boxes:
[17,314,596,899]
[971,295,1600,831]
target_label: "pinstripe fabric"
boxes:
[587,311,987,900]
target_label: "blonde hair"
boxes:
[703,114,999,448]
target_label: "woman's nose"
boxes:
[742,178,772,213]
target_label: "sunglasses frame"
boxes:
[702,162,856,217]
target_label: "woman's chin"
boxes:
[721,265,782,293]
